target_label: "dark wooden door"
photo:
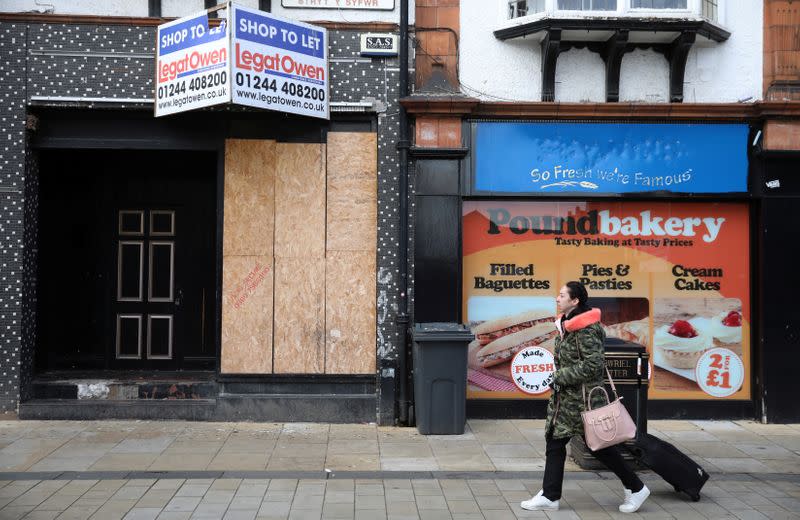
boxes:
[37,150,216,371]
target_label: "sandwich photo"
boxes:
[476,322,559,368]
[472,309,555,345]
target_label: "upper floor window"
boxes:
[702,0,718,21]
[508,0,719,19]
[509,1,545,17]
[557,0,616,10]
[631,0,687,8]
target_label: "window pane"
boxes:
[702,0,718,20]
[631,0,687,8]
[558,0,616,10]
[509,0,526,17]
[509,0,545,17]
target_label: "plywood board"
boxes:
[326,133,377,252]
[221,255,274,374]
[325,251,377,374]
[273,258,325,374]
[274,143,326,259]
[223,139,276,257]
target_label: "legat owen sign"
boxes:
[155,2,329,119]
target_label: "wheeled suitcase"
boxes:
[625,433,709,501]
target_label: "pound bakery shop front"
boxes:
[411,116,760,421]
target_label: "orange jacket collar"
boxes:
[558,308,602,332]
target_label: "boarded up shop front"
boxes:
[18,2,386,423]
[157,5,379,387]
[220,135,377,377]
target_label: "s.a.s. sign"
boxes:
[473,123,749,194]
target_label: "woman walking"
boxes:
[521,281,650,513]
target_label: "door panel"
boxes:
[116,315,143,359]
[148,240,175,303]
[148,315,173,359]
[118,241,144,302]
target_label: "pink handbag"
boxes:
[572,335,637,451]
[580,369,637,451]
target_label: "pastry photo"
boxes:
[654,318,712,370]
[710,310,743,355]
[593,297,650,348]
[652,298,743,392]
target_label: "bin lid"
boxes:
[413,322,475,342]
[604,337,647,354]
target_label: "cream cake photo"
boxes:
[653,298,744,392]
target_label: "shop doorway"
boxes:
[36,149,217,372]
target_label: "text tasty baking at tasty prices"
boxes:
[462,201,750,401]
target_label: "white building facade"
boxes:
[404,0,800,424]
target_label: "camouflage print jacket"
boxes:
[545,308,608,440]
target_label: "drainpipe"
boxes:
[396,0,411,425]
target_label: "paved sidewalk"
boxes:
[1,420,798,474]
[0,473,798,520]
[0,419,798,519]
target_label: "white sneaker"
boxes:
[520,490,559,511]
[619,485,650,513]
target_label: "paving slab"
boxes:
[0,420,797,519]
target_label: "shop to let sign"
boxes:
[473,123,749,194]
[155,12,231,116]
[155,2,329,120]
[232,4,328,119]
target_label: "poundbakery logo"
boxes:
[486,209,725,243]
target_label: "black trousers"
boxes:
[542,432,643,501]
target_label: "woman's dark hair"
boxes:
[565,280,591,317]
